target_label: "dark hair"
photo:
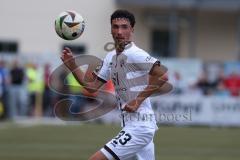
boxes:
[111,9,135,28]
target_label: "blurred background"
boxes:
[0,0,240,160]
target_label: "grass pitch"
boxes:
[0,122,239,160]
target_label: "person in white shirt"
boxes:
[61,9,171,160]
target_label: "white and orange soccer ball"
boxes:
[55,11,85,40]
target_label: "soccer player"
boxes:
[61,9,170,160]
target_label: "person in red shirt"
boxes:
[223,72,240,96]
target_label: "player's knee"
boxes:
[88,155,105,160]
[88,155,95,160]
[88,155,97,160]
[89,151,108,160]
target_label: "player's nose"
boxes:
[116,28,123,35]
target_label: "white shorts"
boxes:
[100,126,156,160]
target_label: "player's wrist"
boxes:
[66,61,78,72]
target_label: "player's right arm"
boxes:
[60,47,105,93]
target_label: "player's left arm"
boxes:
[123,62,169,112]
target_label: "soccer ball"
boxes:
[55,11,85,40]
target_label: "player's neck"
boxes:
[115,41,132,55]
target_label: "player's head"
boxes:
[110,10,135,45]
[111,9,135,28]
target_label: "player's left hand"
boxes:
[123,98,143,112]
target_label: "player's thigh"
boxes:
[89,151,108,160]
[101,127,155,160]
[136,140,155,160]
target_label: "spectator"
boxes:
[0,60,9,119]
[42,63,54,116]
[26,63,42,116]
[170,71,186,94]
[195,71,219,95]
[222,72,240,96]
[8,60,28,119]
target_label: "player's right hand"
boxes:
[60,47,77,70]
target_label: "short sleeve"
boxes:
[130,51,159,72]
[97,55,111,82]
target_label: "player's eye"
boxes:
[121,25,129,29]
[112,24,119,29]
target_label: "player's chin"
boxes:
[115,39,125,44]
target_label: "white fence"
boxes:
[151,95,240,127]
[101,95,240,127]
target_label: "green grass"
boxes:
[0,123,240,160]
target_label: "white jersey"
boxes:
[99,42,159,160]
[98,42,159,129]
